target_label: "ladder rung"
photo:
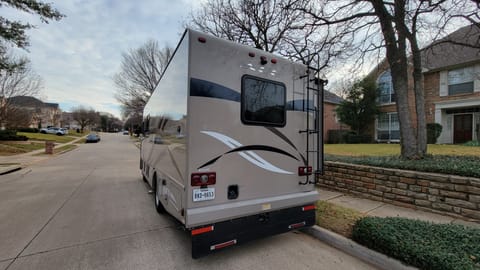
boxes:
[299,129,319,134]
[307,87,319,91]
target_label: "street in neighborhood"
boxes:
[0,133,376,270]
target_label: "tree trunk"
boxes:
[390,62,419,159]
[411,45,427,157]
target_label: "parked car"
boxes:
[40,127,65,136]
[122,130,129,135]
[85,133,100,143]
[60,128,69,135]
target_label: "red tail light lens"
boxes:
[198,37,206,43]
[191,172,216,186]
[298,166,312,176]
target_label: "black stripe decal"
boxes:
[198,145,299,169]
[265,127,307,165]
[190,78,240,102]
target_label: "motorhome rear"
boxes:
[140,29,323,258]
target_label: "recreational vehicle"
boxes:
[140,29,324,258]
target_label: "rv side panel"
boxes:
[141,32,189,224]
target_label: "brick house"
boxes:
[7,96,61,128]
[369,24,480,144]
[323,89,348,142]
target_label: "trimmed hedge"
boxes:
[16,127,39,133]
[0,130,28,141]
[352,217,480,270]
[464,141,480,147]
[427,123,443,144]
[325,154,480,178]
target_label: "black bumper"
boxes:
[191,204,316,258]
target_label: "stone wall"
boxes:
[318,161,480,221]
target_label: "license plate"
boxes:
[193,188,215,202]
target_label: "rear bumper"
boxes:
[191,203,316,258]
[186,190,318,228]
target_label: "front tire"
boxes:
[154,177,166,214]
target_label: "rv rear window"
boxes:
[241,75,286,127]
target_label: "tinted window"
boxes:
[242,76,286,126]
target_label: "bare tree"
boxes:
[114,40,172,118]
[72,107,99,133]
[0,56,43,129]
[187,0,345,68]
[298,0,479,159]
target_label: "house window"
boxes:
[241,75,286,126]
[377,70,395,104]
[448,67,475,95]
[376,112,400,141]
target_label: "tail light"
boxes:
[191,172,216,186]
[298,166,312,176]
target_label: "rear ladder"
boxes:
[298,54,327,185]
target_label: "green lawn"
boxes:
[325,144,480,156]
[0,142,45,156]
[17,132,76,143]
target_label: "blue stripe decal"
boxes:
[190,77,311,111]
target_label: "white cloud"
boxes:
[2,0,195,119]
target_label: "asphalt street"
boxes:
[0,133,376,270]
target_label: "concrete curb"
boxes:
[0,164,22,175]
[302,226,418,270]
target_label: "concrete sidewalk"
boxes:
[317,188,480,228]
[0,135,86,175]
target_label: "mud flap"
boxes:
[191,204,316,259]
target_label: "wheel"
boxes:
[154,177,166,214]
[41,131,46,134]
[142,175,148,183]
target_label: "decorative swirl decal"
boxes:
[200,131,295,174]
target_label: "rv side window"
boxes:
[241,75,286,127]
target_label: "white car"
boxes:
[40,127,66,136]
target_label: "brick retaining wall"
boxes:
[318,161,480,221]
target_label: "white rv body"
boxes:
[140,29,321,258]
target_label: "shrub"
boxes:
[427,123,443,144]
[0,130,28,141]
[16,127,39,133]
[344,133,372,144]
[464,141,480,147]
[352,217,480,270]
[327,130,350,144]
[325,154,480,178]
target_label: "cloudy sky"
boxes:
[1,0,203,119]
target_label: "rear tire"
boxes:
[154,177,166,214]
